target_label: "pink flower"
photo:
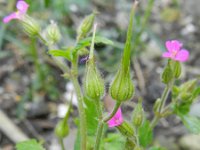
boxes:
[107,108,123,127]
[162,40,189,62]
[3,0,29,23]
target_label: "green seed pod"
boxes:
[132,100,145,127]
[21,15,41,37]
[55,119,69,138]
[84,61,105,99]
[83,24,104,99]
[77,13,96,41]
[109,68,134,102]
[46,20,61,44]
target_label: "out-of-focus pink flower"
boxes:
[107,108,123,128]
[3,0,29,23]
[162,40,189,62]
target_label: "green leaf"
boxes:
[74,97,99,150]
[149,146,167,150]
[48,49,72,61]
[16,139,45,150]
[180,114,200,134]
[138,119,153,147]
[72,36,114,56]
[102,133,126,150]
[84,97,99,135]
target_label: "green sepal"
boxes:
[161,65,173,84]
[173,61,181,78]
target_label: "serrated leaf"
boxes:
[138,119,153,147]
[48,49,72,61]
[72,36,114,56]
[16,139,45,150]
[180,114,200,134]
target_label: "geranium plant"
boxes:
[3,0,200,150]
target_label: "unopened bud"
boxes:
[109,68,134,102]
[55,120,69,138]
[153,98,161,114]
[117,121,135,138]
[77,13,96,40]
[132,100,144,127]
[46,20,61,44]
[21,15,40,37]
[180,79,197,93]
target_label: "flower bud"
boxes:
[125,138,136,150]
[117,121,135,138]
[46,20,61,44]
[84,61,105,99]
[109,68,134,102]
[21,15,41,37]
[77,13,96,41]
[132,100,144,127]
[55,119,69,138]
[180,79,197,93]
[153,98,161,114]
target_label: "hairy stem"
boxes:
[71,75,87,150]
[150,83,172,128]
[94,101,121,150]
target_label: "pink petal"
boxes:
[107,108,123,128]
[3,12,19,23]
[16,0,29,14]
[175,49,189,62]
[162,52,172,58]
[171,40,182,51]
[165,41,173,52]
[165,40,182,52]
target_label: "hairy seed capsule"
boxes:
[84,61,104,99]
[21,15,41,37]
[46,20,61,44]
[109,68,134,102]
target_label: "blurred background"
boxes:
[0,0,200,149]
